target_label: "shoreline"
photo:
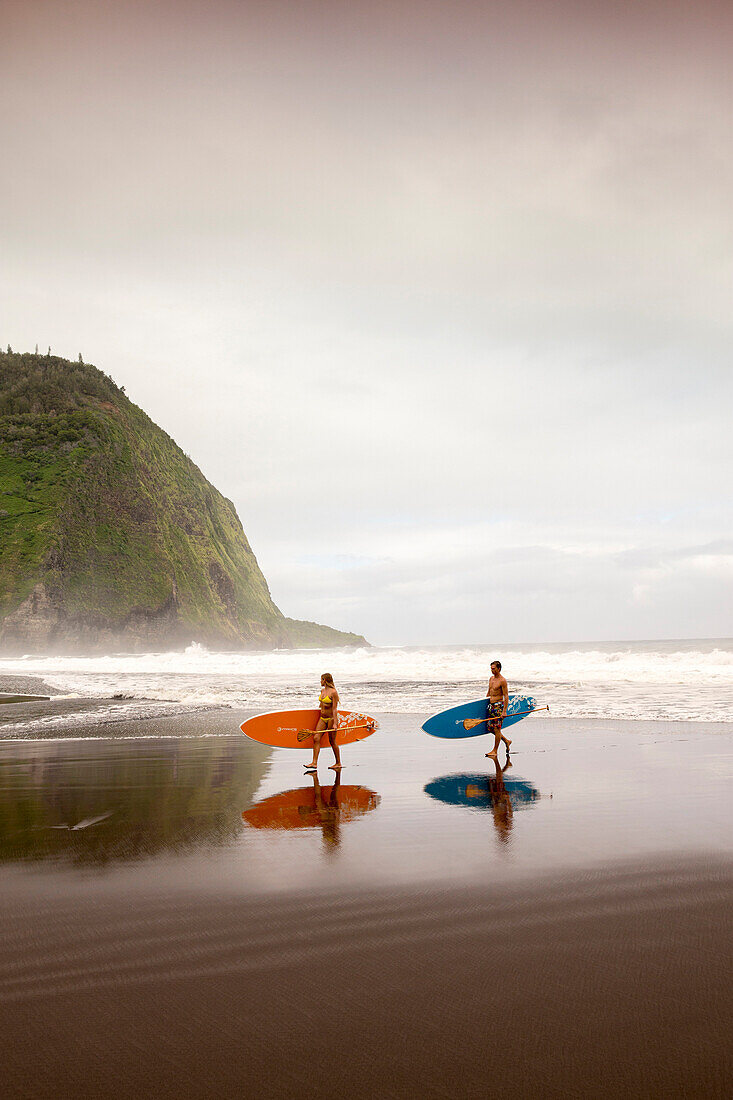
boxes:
[0,672,61,697]
[1,714,730,745]
[0,688,730,742]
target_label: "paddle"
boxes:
[270,721,375,741]
[295,722,376,742]
[462,705,550,730]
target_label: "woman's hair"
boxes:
[321,672,335,687]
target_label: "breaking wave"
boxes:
[1,639,732,723]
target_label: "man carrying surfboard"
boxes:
[485,660,512,759]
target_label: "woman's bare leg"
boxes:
[327,727,342,771]
[305,724,325,769]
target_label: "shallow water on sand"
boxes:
[0,714,730,899]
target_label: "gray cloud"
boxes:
[2,0,732,643]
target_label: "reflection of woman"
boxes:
[310,771,342,850]
[305,673,342,772]
[487,756,514,844]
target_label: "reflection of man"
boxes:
[485,660,511,759]
[487,756,514,844]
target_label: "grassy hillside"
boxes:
[0,351,366,653]
[282,618,366,649]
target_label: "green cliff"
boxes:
[0,351,367,653]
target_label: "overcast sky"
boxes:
[2,0,732,644]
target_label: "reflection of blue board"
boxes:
[422,694,536,739]
[425,772,540,810]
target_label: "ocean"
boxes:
[1,638,732,735]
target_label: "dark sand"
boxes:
[1,862,731,1099]
[0,707,731,1098]
[0,672,60,702]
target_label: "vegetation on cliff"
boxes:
[0,351,366,652]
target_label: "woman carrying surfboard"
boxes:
[305,673,342,772]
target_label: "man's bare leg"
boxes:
[486,719,511,756]
[485,723,502,758]
[496,716,511,750]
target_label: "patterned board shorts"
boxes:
[487,701,504,725]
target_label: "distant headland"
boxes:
[0,350,367,654]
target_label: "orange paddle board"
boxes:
[242,783,380,830]
[240,709,378,749]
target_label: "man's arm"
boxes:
[501,679,508,717]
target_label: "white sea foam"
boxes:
[2,639,733,685]
[0,700,221,738]
[1,640,732,723]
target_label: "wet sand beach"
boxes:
[0,706,731,1097]
[2,861,731,1100]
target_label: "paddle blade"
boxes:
[462,717,486,730]
[296,728,314,743]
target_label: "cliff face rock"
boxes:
[0,581,184,652]
[0,352,367,654]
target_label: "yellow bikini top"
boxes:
[320,693,331,705]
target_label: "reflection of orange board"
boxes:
[240,709,378,750]
[242,785,380,830]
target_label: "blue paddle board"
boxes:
[421,694,537,739]
[424,772,540,810]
